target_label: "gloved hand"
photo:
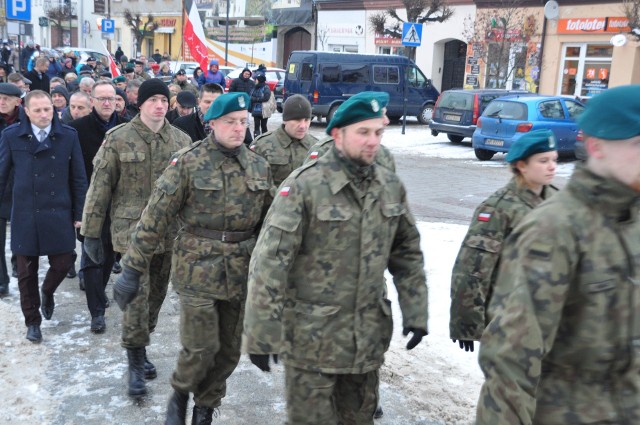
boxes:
[249,354,278,372]
[113,266,142,311]
[403,327,428,350]
[452,339,475,352]
[83,237,104,264]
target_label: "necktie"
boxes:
[38,129,46,143]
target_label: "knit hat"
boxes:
[120,55,128,63]
[115,88,128,105]
[255,74,266,83]
[51,85,70,103]
[137,78,170,107]
[282,94,312,121]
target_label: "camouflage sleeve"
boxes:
[476,218,574,425]
[387,185,429,331]
[243,178,306,355]
[122,155,187,273]
[81,138,120,239]
[449,204,510,341]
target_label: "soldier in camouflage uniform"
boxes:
[81,79,191,397]
[476,85,640,424]
[118,92,272,425]
[249,94,318,189]
[244,93,428,425]
[449,129,558,352]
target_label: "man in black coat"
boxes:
[0,90,87,342]
[228,68,254,94]
[69,81,128,334]
[165,90,197,124]
[172,83,223,143]
[0,83,22,296]
[24,57,51,93]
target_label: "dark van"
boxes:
[283,51,440,124]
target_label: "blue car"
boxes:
[471,95,586,160]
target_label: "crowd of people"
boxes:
[0,42,639,425]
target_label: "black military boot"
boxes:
[0,281,8,297]
[165,390,189,425]
[191,405,214,425]
[143,347,157,379]
[126,348,147,396]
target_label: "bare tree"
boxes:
[623,0,640,40]
[124,10,156,57]
[45,3,76,47]
[368,0,453,61]
[317,26,329,51]
[462,0,537,89]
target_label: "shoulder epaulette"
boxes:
[104,122,128,137]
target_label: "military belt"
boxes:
[184,225,255,243]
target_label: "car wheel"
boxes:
[447,135,464,143]
[417,103,435,125]
[326,104,340,125]
[474,148,495,161]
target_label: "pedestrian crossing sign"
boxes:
[402,22,423,47]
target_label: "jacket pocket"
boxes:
[171,234,227,298]
[316,204,352,251]
[290,300,341,364]
[111,205,142,248]
[192,175,223,213]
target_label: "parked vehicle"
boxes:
[429,89,530,143]
[283,51,439,124]
[224,67,285,92]
[55,47,110,69]
[472,95,586,160]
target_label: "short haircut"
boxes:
[7,72,23,84]
[91,80,115,96]
[36,57,49,67]
[79,77,95,88]
[64,73,78,81]
[24,89,51,107]
[127,79,142,91]
[70,91,90,103]
[201,83,224,96]
[50,77,65,86]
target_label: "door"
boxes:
[283,28,311,68]
[441,40,467,91]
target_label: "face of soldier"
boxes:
[0,94,20,115]
[211,110,247,149]
[516,151,558,191]
[114,95,125,113]
[198,91,220,116]
[69,95,91,120]
[283,118,311,140]
[139,94,169,125]
[589,136,640,192]
[24,95,54,129]
[51,93,67,109]
[116,81,127,90]
[134,64,144,74]
[127,87,138,104]
[333,118,385,166]
[91,84,116,121]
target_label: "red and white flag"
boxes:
[101,41,120,77]
[184,0,210,73]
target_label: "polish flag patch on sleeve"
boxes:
[309,151,319,159]
[249,144,256,151]
[280,186,291,196]
[170,157,178,166]
[477,212,491,222]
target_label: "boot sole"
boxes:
[145,370,157,380]
[129,387,147,397]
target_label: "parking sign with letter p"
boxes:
[6,0,31,21]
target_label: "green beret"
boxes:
[203,92,249,121]
[326,91,390,135]
[577,85,640,140]
[112,76,126,84]
[505,129,557,163]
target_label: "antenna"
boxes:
[544,1,559,20]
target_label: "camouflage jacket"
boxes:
[304,136,396,172]
[449,178,557,341]
[476,164,640,425]
[243,147,428,374]
[81,116,191,253]
[250,125,318,188]
[122,137,272,300]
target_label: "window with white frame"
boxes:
[558,44,612,99]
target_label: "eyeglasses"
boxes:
[92,96,116,103]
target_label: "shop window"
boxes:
[558,44,612,99]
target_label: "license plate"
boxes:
[485,139,504,146]
[444,114,461,122]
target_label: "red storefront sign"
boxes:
[557,17,630,33]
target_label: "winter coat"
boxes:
[198,70,225,86]
[0,107,21,219]
[249,83,271,118]
[46,59,62,78]
[229,74,254,95]
[172,111,205,143]
[0,115,87,255]
[24,69,50,93]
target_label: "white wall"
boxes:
[316,11,367,53]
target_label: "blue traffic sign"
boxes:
[402,22,423,47]
[102,19,115,33]
[6,0,31,22]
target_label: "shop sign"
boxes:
[471,64,480,75]
[467,56,478,65]
[375,34,401,46]
[465,74,478,86]
[557,17,630,34]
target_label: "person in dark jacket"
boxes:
[172,83,223,142]
[0,83,23,296]
[165,90,197,124]
[250,74,271,137]
[115,88,133,121]
[69,81,128,333]
[229,68,254,95]
[0,90,87,342]
[24,57,50,92]
[20,41,36,72]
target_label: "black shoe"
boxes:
[79,277,85,291]
[112,261,122,274]
[0,281,8,297]
[66,264,77,279]
[191,406,215,425]
[90,316,106,333]
[374,405,384,419]
[165,390,189,425]
[104,291,110,308]
[40,289,55,320]
[127,348,147,396]
[26,325,42,342]
[143,348,157,380]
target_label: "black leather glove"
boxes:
[403,327,428,350]
[452,339,475,352]
[113,266,142,311]
[83,237,103,264]
[249,354,278,372]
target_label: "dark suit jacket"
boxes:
[172,111,205,143]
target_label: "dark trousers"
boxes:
[17,252,73,326]
[253,117,268,136]
[0,218,9,285]
[81,217,114,318]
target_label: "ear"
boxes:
[330,127,342,148]
[584,136,604,159]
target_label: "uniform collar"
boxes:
[506,178,553,208]
[209,136,250,170]
[130,114,171,143]
[321,147,378,195]
[275,125,313,149]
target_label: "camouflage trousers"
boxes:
[171,294,244,408]
[285,366,379,425]
[121,252,171,348]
